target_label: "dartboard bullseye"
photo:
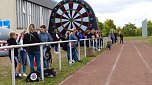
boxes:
[48,0,98,36]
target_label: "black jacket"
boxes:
[23,32,40,52]
[7,38,18,57]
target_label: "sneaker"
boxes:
[23,73,28,77]
[69,61,72,65]
[15,75,22,79]
[19,73,22,77]
[54,52,59,54]
[72,60,75,63]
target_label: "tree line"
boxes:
[97,18,152,37]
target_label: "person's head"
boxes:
[54,29,58,33]
[79,30,82,33]
[28,24,35,33]
[73,28,77,34]
[40,25,46,33]
[10,32,17,39]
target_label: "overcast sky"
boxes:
[55,0,152,27]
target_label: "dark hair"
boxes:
[40,25,46,29]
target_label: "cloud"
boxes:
[87,0,152,13]
[96,2,152,27]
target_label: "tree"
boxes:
[98,22,104,31]
[116,26,122,34]
[103,19,116,36]
[147,20,152,36]
[122,22,137,36]
[135,28,142,36]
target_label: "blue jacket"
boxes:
[39,32,53,42]
[69,33,78,48]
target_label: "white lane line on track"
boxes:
[134,45,152,74]
[59,48,108,85]
[105,44,124,85]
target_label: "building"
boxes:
[0,0,57,33]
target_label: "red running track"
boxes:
[60,40,152,85]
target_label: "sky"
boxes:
[55,0,152,27]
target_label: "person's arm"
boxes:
[47,33,53,42]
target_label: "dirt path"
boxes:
[60,40,152,85]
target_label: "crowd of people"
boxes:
[110,32,124,44]
[7,24,103,79]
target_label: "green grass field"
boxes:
[124,36,152,40]
[0,48,106,85]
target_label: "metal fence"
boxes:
[0,37,106,85]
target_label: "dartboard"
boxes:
[48,0,98,36]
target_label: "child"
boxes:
[107,41,112,50]
[17,31,28,77]
[7,32,21,79]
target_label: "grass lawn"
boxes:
[124,36,152,40]
[145,39,152,43]
[0,47,106,85]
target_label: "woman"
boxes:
[23,24,41,73]
[39,25,53,69]
[53,29,60,53]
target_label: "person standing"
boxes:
[53,29,60,54]
[111,33,115,44]
[120,33,124,44]
[114,32,117,43]
[23,24,41,73]
[69,29,79,64]
[17,31,28,77]
[7,32,21,79]
[39,25,53,69]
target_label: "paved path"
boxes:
[60,40,152,85]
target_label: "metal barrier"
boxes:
[0,37,105,85]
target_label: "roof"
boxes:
[26,0,57,9]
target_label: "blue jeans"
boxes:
[67,46,70,61]
[54,45,58,52]
[20,50,27,73]
[72,48,78,61]
[67,45,78,61]
[28,50,41,74]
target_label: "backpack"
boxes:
[26,71,40,82]
[44,68,56,77]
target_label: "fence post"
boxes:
[40,45,44,80]
[84,39,87,57]
[78,41,81,60]
[69,42,72,65]
[58,43,62,70]
[89,38,91,47]
[99,38,101,51]
[95,38,97,51]
[11,48,15,85]
[93,39,95,52]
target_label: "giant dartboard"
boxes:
[48,0,98,36]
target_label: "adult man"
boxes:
[120,33,124,44]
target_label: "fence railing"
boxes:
[0,37,107,85]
